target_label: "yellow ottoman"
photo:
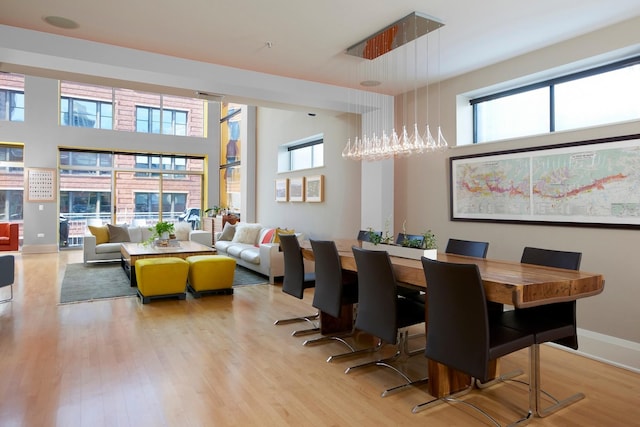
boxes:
[186,255,236,298]
[135,257,189,304]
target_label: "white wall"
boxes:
[255,107,361,239]
[393,16,640,370]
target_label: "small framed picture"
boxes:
[288,177,305,202]
[275,178,288,202]
[305,175,324,202]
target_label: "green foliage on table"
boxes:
[422,230,437,249]
[151,221,175,237]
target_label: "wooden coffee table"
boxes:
[121,241,216,286]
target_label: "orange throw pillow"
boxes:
[273,228,295,244]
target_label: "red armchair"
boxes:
[0,223,19,251]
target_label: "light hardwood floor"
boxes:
[0,250,638,426]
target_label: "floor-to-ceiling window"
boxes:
[220,103,243,215]
[59,149,205,248]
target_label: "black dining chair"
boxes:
[498,246,585,417]
[273,234,319,337]
[413,257,534,425]
[302,240,360,353]
[0,255,15,303]
[404,237,491,304]
[445,238,489,258]
[346,247,428,397]
[444,238,505,318]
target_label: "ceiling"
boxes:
[2,0,640,97]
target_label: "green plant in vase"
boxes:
[152,221,175,240]
[367,227,383,245]
[422,230,437,250]
[204,206,220,217]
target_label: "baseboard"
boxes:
[549,328,640,374]
[21,244,59,254]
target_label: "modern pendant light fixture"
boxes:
[342,12,447,161]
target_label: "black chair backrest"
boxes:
[421,257,492,381]
[520,246,582,270]
[445,238,489,258]
[395,233,425,248]
[0,255,14,287]
[280,234,313,299]
[310,240,345,318]
[357,230,381,242]
[352,247,398,344]
[520,246,581,349]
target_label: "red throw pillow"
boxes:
[260,228,276,245]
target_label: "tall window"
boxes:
[136,106,187,135]
[220,103,243,213]
[472,56,640,143]
[60,81,206,137]
[0,144,24,223]
[0,73,25,122]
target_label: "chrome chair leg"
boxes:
[326,340,381,362]
[0,282,13,303]
[274,311,319,325]
[382,377,429,397]
[476,369,525,389]
[529,344,585,417]
[412,381,533,427]
[303,332,358,350]
[344,331,429,397]
[291,326,320,336]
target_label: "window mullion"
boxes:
[549,85,555,133]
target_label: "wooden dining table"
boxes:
[301,240,605,398]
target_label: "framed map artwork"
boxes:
[450,133,640,229]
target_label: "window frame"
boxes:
[135,105,188,136]
[471,55,640,143]
[60,96,113,129]
[278,134,324,172]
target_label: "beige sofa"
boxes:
[214,223,310,284]
[83,222,211,263]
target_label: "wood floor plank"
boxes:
[0,250,638,426]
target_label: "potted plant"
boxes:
[151,221,175,240]
[363,222,438,261]
[204,206,220,217]
[422,229,437,260]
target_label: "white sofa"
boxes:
[214,223,309,284]
[83,223,212,263]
